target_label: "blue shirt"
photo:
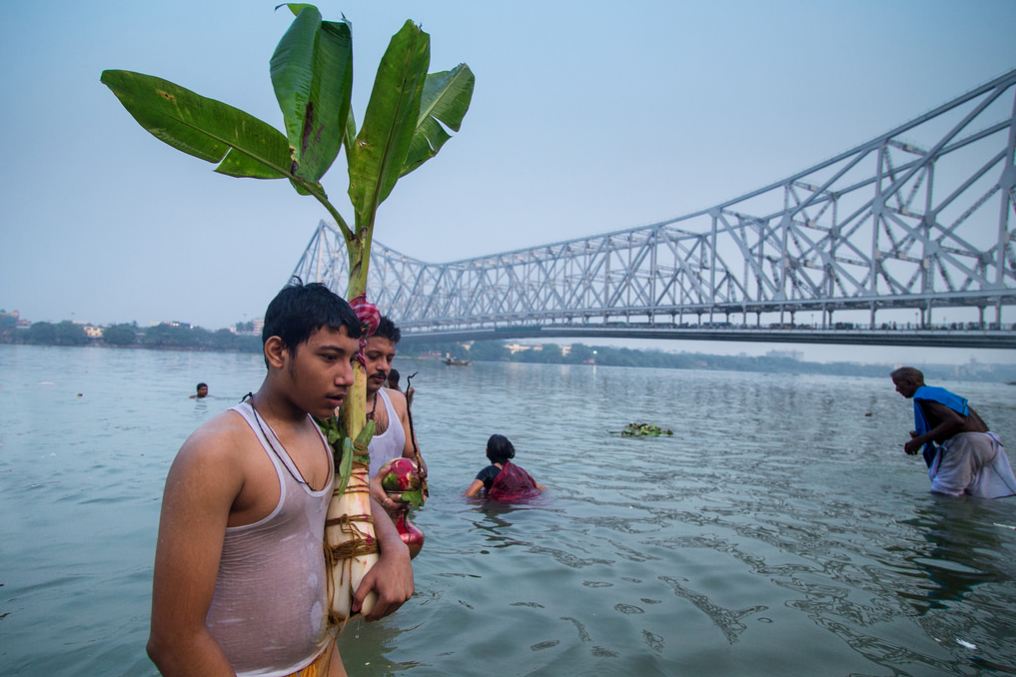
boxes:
[913,385,969,467]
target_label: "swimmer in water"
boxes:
[465,434,544,500]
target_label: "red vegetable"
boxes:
[380,458,425,508]
[394,511,424,559]
[381,457,422,492]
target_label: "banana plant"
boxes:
[101,4,473,629]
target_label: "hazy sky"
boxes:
[2,1,1015,364]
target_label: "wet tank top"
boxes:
[204,402,334,676]
[368,388,406,478]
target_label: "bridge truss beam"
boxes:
[293,69,1016,343]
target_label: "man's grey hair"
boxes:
[890,366,924,384]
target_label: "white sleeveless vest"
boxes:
[368,388,406,478]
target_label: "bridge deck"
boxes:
[401,325,1016,349]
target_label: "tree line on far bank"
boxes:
[398,339,1016,384]
[3,316,1012,383]
[1,319,261,352]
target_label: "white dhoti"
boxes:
[929,432,1016,498]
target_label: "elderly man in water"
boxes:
[891,366,1016,498]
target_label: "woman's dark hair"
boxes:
[261,279,361,366]
[486,434,516,464]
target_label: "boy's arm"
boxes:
[352,498,414,621]
[147,429,243,676]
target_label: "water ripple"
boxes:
[4,350,1016,675]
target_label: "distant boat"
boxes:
[443,357,471,366]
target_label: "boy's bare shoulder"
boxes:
[174,409,253,469]
[162,410,253,517]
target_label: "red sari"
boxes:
[487,461,541,502]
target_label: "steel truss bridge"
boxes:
[294,69,1016,349]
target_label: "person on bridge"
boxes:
[357,314,427,513]
[891,366,1016,498]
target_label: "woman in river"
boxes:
[465,434,545,501]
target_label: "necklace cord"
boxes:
[242,392,310,487]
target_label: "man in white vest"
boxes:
[363,316,427,510]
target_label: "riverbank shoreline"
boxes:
[4,340,1014,384]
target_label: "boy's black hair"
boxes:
[486,434,516,464]
[375,315,401,344]
[262,279,361,366]
[196,382,208,390]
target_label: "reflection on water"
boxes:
[472,502,520,551]
[658,575,767,644]
[896,499,1007,614]
[1,346,1015,676]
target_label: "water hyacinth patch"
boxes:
[620,422,674,437]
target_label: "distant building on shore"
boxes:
[766,349,803,361]
[0,309,30,329]
[506,342,541,354]
[234,318,264,336]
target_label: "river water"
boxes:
[1,344,1015,676]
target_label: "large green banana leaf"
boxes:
[401,64,475,178]
[282,3,317,15]
[347,20,429,227]
[344,109,357,154]
[271,5,352,183]
[100,70,298,182]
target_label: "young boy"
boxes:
[148,282,413,676]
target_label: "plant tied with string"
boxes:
[101,3,474,630]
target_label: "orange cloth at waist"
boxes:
[286,641,338,677]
